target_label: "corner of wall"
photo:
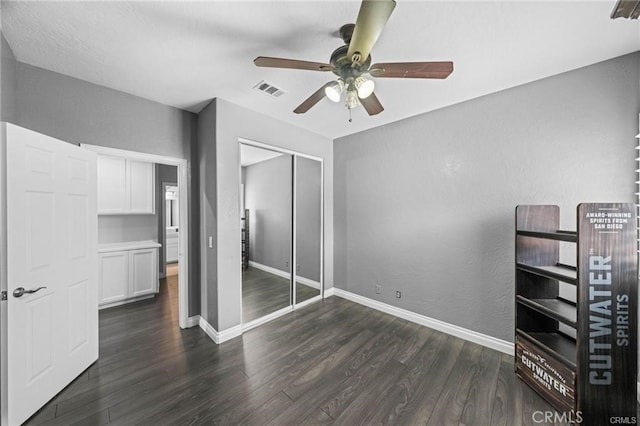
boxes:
[196,98,219,329]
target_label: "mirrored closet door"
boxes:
[240,144,293,323]
[240,142,323,326]
[294,156,322,304]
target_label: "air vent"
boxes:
[253,80,286,98]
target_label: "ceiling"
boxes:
[2,1,639,140]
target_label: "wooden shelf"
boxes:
[516,263,577,285]
[517,330,576,370]
[517,229,577,242]
[515,203,637,421]
[516,296,577,327]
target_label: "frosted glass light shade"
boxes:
[325,80,344,103]
[355,76,375,99]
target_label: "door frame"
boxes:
[238,137,324,331]
[161,181,178,278]
[1,123,9,425]
[81,144,190,329]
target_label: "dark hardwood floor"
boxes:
[26,274,590,425]
[242,266,319,323]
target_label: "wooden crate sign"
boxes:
[516,338,575,413]
[577,203,637,423]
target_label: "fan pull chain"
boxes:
[348,107,352,123]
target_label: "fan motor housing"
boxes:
[329,45,371,80]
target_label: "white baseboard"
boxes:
[198,317,243,344]
[296,275,321,290]
[243,305,292,332]
[331,288,514,355]
[185,315,200,328]
[323,287,335,298]
[249,261,289,279]
[98,294,155,310]
[248,261,320,290]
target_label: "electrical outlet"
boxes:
[396,291,402,299]
[297,264,301,272]
[285,261,289,268]
[375,285,382,294]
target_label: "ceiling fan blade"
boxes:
[293,83,332,114]
[369,61,454,79]
[347,0,396,65]
[360,92,384,116]
[254,56,333,72]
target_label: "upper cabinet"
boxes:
[97,155,155,215]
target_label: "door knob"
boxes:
[13,286,47,298]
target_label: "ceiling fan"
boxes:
[253,0,453,118]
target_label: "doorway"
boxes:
[239,140,323,330]
[162,182,179,275]
[81,144,190,329]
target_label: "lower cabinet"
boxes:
[98,242,160,309]
[166,232,179,264]
[130,248,157,297]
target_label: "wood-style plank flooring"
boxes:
[242,266,319,323]
[26,274,586,425]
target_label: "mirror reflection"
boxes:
[241,144,292,323]
[295,157,322,303]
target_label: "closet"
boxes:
[240,142,323,325]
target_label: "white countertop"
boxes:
[98,240,162,253]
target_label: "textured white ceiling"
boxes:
[2,1,639,139]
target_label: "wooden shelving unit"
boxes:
[241,209,249,271]
[515,204,637,423]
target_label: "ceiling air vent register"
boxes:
[253,80,286,98]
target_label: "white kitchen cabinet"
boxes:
[97,156,127,214]
[97,155,155,215]
[98,251,129,305]
[166,229,179,263]
[130,248,157,297]
[98,241,160,309]
[129,160,155,214]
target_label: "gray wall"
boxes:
[1,34,16,123]
[199,98,333,332]
[244,154,292,272]
[197,100,218,328]
[11,62,201,317]
[296,157,322,282]
[156,164,178,277]
[334,52,640,343]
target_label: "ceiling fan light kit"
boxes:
[325,79,345,103]
[354,76,375,99]
[254,0,454,118]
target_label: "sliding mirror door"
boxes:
[241,144,293,323]
[294,156,322,304]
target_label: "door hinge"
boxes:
[1,291,6,301]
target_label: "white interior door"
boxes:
[6,124,98,425]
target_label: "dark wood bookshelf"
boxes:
[516,263,577,285]
[516,229,578,242]
[517,329,577,370]
[241,209,249,271]
[516,295,577,327]
[515,204,637,424]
